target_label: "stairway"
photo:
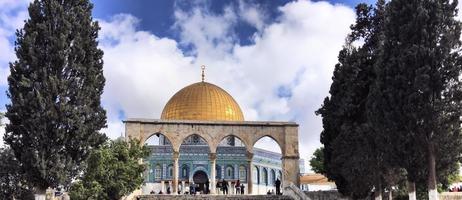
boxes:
[137,194,294,200]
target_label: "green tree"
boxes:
[371,0,462,199]
[4,0,107,192]
[316,1,390,199]
[69,139,149,200]
[0,147,34,200]
[309,147,325,174]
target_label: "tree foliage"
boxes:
[371,0,462,196]
[4,0,107,190]
[316,1,389,198]
[0,147,34,200]
[318,0,462,198]
[309,147,325,174]
[69,139,149,200]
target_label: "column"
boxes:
[181,181,185,194]
[172,151,180,194]
[246,152,253,194]
[281,155,300,188]
[209,153,217,194]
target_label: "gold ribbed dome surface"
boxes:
[161,82,244,121]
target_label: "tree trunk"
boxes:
[34,188,46,200]
[388,187,392,200]
[407,180,416,200]
[428,143,438,200]
[375,180,382,200]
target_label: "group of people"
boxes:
[449,185,462,192]
[216,179,245,194]
[148,178,282,195]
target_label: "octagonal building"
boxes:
[124,69,302,195]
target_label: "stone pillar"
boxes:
[281,155,300,188]
[161,180,165,193]
[246,152,253,194]
[181,181,185,194]
[209,153,217,194]
[172,151,180,194]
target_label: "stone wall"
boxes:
[303,191,372,200]
[440,192,462,200]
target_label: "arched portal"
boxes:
[252,136,282,194]
[142,132,174,194]
[193,170,209,193]
[215,135,247,194]
[179,134,211,194]
[125,119,300,195]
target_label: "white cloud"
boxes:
[0,0,357,172]
[99,0,355,171]
[238,1,267,32]
[0,1,30,87]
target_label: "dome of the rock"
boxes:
[161,82,244,121]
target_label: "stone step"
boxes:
[137,194,294,200]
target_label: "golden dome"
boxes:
[161,82,244,121]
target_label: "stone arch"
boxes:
[213,134,250,153]
[142,132,175,146]
[124,119,300,192]
[192,166,209,178]
[178,133,213,153]
[251,135,283,153]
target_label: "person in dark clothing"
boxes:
[275,178,281,195]
[222,179,228,195]
[206,180,210,194]
[167,186,171,194]
[240,184,245,194]
[235,180,240,194]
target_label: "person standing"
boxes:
[222,179,228,195]
[235,179,240,194]
[205,180,210,194]
[275,178,281,195]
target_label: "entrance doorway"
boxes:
[193,170,209,193]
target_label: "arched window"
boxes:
[239,165,246,182]
[262,168,268,185]
[253,166,260,184]
[270,169,276,185]
[155,165,161,180]
[182,165,189,179]
[168,164,173,178]
[216,165,221,179]
[225,165,234,179]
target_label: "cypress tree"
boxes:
[372,0,462,199]
[4,0,107,192]
[317,1,389,198]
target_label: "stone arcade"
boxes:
[124,68,301,196]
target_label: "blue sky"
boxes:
[0,0,378,169]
